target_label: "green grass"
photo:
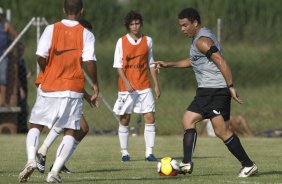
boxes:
[81,83,282,135]
[25,81,282,135]
[0,135,281,184]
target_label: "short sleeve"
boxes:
[113,38,123,68]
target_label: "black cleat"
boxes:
[36,153,46,173]
[50,164,71,174]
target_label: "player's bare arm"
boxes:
[84,60,99,106]
[117,68,134,92]
[36,55,48,72]
[149,67,161,99]
[153,58,191,73]
[196,37,242,104]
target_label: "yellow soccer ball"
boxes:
[157,157,179,176]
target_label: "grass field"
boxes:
[0,135,281,184]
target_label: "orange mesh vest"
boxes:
[40,22,84,92]
[35,71,44,87]
[118,35,150,92]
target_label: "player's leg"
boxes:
[19,124,44,182]
[52,115,89,173]
[179,110,202,174]
[113,93,136,161]
[47,128,77,183]
[119,114,131,161]
[47,97,82,183]
[74,114,89,141]
[19,93,50,182]
[143,112,157,161]
[36,126,63,173]
[211,115,257,177]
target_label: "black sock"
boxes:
[182,128,197,163]
[224,134,253,167]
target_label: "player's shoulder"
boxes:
[143,34,152,40]
[42,24,54,36]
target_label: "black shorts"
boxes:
[187,88,231,121]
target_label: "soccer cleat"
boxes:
[178,161,193,174]
[46,171,62,183]
[36,153,46,173]
[238,163,258,177]
[61,165,71,174]
[145,154,158,161]
[121,155,130,162]
[49,164,71,174]
[18,160,36,182]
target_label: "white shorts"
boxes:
[113,89,155,115]
[29,95,83,130]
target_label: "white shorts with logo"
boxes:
[113,89,155,115]
[29,94,83,130]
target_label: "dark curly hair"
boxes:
[124,10,143,30]
[178,8,201,24]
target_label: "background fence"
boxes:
[0,0,281,135]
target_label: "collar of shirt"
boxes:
[61,19,79,27]
[126,34,143,45]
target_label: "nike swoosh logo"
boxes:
[213,110,221,115]
[126,53,145,62]
[244,165,255,175]
[54,48,78,56]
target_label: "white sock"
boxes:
[65,139,80,163]
[51,135,75,173]
[26,128,40,162]
[118,124,129,155]
[38,126,63,156]
[144,123,156,157]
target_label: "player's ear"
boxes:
[193,20,198,27]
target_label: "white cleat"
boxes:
[179,161,193,174]
[46,171,62,183]
[238,163,258,177]
[18,160,36,182]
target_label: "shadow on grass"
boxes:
[172,156,222,160]
[65,173,225,183]
[258,170,282,176]
[75,168,123,174]
[66,176,182,183]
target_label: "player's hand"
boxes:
[154,85,161,99]
[91,95,100,108]
[91,84,100,107]
[229,87,243,104]
[124,81,134,92]
[153,61,168,73]
[84,91,99,108]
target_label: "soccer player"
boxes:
[113,10,161,162]
[36,19,96,175]
[154,8,258,177]
[18,0,99,182]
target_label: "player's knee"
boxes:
[120,114,130,125]
[215,129,233,140]
[80,123,89,135]
[144,113,155,123]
